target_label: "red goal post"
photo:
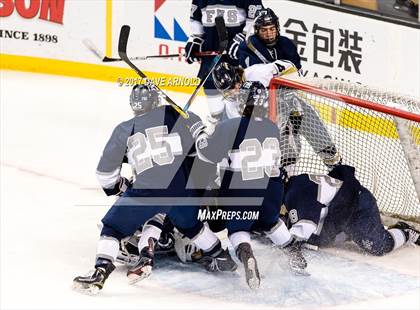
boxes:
[269,78,420,123]
[268,77,420,222]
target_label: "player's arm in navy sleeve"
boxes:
[185,0,205,63]
[96,121,131,196]
[328,164,362,201]
[190,0,204,36]
[282,37,302,70]
[238,40,256,68]
[184,111,205,156]
[243,0,264,34]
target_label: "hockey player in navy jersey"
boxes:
[283,164,420,256]
[190,81,299,289]
[238,8,301,70]
[72,85,237,295]
[185,0,264,123]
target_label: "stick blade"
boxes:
[215,16,228,52]
[118,25,131,58]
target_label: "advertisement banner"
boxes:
[1,0,419,97]
[269,1,420,97]
[0,0,105,62]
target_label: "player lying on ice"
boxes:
[282,164,420,256]
[72,85,237,295]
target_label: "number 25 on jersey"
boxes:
[127,126,183,175]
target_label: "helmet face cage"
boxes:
[130,84,160,115]
[254,8,280,46]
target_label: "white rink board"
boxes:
[0,1,106,63]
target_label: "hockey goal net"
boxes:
[269,77,420,222]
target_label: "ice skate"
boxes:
[72,261,115,295]
[236,242,261,290]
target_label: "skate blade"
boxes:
[127,266,152,285]
[72,281,100,295]
[245,257,260,290]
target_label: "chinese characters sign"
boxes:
[284,18,363,74]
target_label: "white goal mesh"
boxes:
[269,77,420,222]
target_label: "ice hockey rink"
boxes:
[1,70,419,309]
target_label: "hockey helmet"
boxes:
[238,81,268,117]
[254,8,280,46]
[212,62,242,92]
[130,84,160,115]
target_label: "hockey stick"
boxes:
[183,15,228,111]
[83,39,221,63]
[83,39,179,62]
[105,54,179,62]
[118,26,189,119]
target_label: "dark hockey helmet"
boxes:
[254,8,280,46]
[130,84,159,115]
[238,81,268,117]
[212,62,242,92]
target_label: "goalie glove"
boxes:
[227,32,246,60]
[103,177,131,196]
[185,35,204,64]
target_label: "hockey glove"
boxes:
[227,32,246,60]
[185,35,204,64]
[187,118,206,140]
[205,114,220,136]
[103,177,131,196]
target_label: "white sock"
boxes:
[229,231,251,250]
[266,220,292,247]
[137,225,162,250]
[96,236,120,262]
[192,222,218,252]
[388,228,406,250]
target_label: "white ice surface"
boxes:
[1,71,419,309]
